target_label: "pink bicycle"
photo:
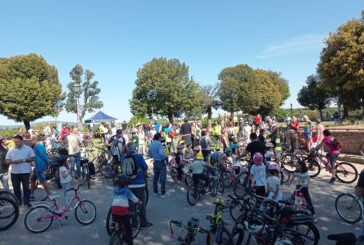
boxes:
[24,181,97,233]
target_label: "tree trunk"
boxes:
[318,108,323,121]
[167,112,174,124]
[343,105,349,119]
[230,111,234,123]
[207,107,212,129]
[23,120,30,131]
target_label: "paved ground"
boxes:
[2,160,364,245]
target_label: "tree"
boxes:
[65,65,103,124]
[129,58,201,123]
[318,11,364,118]
[297,75,332,120]
[199,84,221,128]
[0,53,64,130]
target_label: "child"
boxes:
[191,152,208,188]
[250,152,267,196]
[266,163,282,201]
[174,144,185,182]
[131,130,139,152]
[111,175,141,245]
[316,129,342,184]
[58,154,72,207]
[290,160,315,215]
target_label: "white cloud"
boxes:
[257,34,326,59]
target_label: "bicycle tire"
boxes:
[217,178,225,194]
[109,230,124,245]
[229,199,244,221]
[335,162,358,184]
[24,205,53,233]
[0,196,19,231]
[281,168,291,184]
[144,185,149,208]
[99,162,113,178]
[75,200,97,225]
[229,226,245,245]
[206,226,231,244]
[285,222,320,245]
[106,207,141,238]
[306,159,321,178]
[359,143,364,156]
[187,186,200,206]
[221,171,232,188]
[184,174,193,188]
[233,173,248,198]
[335,193,362,224]
[281,154,300,173]
[210,180,218,197]
[0,190,19,207]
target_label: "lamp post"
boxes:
[290,103,293,117]
[73,82,81,130]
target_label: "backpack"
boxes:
[121,153,138,180]
[168,130,174,138]
[332,137,343,149]
[200,136,208,149]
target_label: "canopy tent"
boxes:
[85,111,117,123]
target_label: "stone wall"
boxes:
[330,129,364,155]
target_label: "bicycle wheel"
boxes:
[217,178,225,194]
[0,190,19,207]
[0,196,19,231]
[144,185,149,208]
[281,168,291,184]
[286,222,320,245]
[106,207,113,235]
[75,200,97,225]
[359,143,364,156]
[187,186,200,206]
[229,199,244,221]
[129,212,141,239]
[210,180,218,197]
[335,162,358,184]
[281,154,300,172]
[184,174,193,188]
[99,162,113,178]
[221,171,232,188]
[335,193,362,224]
[229,226,245,245]
[306,159,321,178]
[24,205,53,233]
[233,173,248,198]
[109,230,124,245]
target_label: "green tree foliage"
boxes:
[219,64,289,117]
[0,53,64,130]
[129,58,201,123]
[199,84,221,128]
[297,75,332,120]
[318,11,364,117]
[65,64,103,123]
[128,115,149,126]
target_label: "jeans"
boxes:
[130,187,148,226]
[153,160,167,195]
[11,173,30,205]
[0,172,9,190]
[70,152,81,178]
[61,181,72,207]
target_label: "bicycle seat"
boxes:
[327,233,357,244]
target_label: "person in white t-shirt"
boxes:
[58,155,72,207]
[5,135,35,207]
[266,163,282,201]
[67,128,83,179]
[250,152,267,196]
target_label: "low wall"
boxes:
[330,129,364,155]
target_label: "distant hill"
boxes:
[0,121,76,130]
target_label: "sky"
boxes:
[0,0,363,126]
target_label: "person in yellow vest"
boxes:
[212,123,221,141]
[99,123,108,144]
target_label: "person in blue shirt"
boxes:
[29,136,54,200]
[121,142,152,229]
[148,133,169,198]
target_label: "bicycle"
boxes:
[106,206,141,237]
[0,193,19,231]
[282,149,358,184]
[81,158,91,189]
[335,191,363,224]
[205,199,231,244]
[24,181,97,233]
[170,217,209,244]
[108,209,141,244]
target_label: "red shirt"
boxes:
[255,116,261,125]
[288,121,300,131]
[60,127,71,141]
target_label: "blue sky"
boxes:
[0,1,363,125]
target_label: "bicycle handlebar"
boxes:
[66,180,86,193]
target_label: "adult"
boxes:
[154,121,162,134]
[333,111,340,125]
[180,118,192,146]
[98,123,108,144]
[59,123,71,141]
[5,135,35,207]
[237,118,244,141]
[109,129,126,163]
[243,133,265,164]
[242,121,252,144]
[43,122,52,136]
[121,142,152,229]
[137,124,146,155]
[148,133,169,198]
[255,114,262,132]
[67,128,83,179]
[0,137,9,189]
[287,117,300,153]
[270,125,283,163]
[30,136,54,200]
[315,118,325,145]
[200,131,212,163]
[227,123,235,145]
[164,124,175,153]
[302,115,313,151]
[149,125,157,139]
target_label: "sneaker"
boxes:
[329,177,337,184]
[153,193,159,197]
[161,193,171,199]
[140,222,153,230]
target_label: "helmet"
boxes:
[224,147,232,153]
[265,142,274,148]
[193,146,200,151]
[117,175,130,187]
[210,152,220,162]
[176,144,184,149]
[269,163,281,172]
[131,129,137,133]
[178,139,186,144]
[196,152,204,160]
[253,153,263,164]
[230,144,238,150]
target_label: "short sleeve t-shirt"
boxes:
[6,145,34,174]
[67,134,83,155]
[267,176,282,201]
[110,136,125,156]
[294,172,309,186]
[250,164,266,186]
[59,166,72,184]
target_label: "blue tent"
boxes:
[85,111,117,122]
